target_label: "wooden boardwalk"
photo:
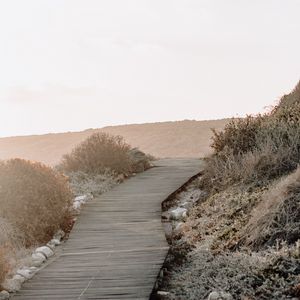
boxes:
[13,159,202,300]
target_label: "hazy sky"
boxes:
[0,1,299,137]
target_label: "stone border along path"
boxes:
[12,159,202,300]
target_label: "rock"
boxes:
[51,238,61,246]
[35,246,54,258]
[31,252,46,267]
[208,292,220,300]
[17,268,36,280]
[53,229,65,241]
[12,274,26,284]
[157,291,170,296]
[2,278,22,292]
[0,291,10,300]
[73,195,91,209]
[46,242,55,250]
[46,238,60,250]
[208,291,233,300]
[170,207,188,221]
[180,201,192,210]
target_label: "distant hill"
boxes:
[0,119,229,166]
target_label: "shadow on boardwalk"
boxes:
[12,159,202,300]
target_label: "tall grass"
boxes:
[242,167,300,249]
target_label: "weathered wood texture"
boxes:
[12,159,202,300]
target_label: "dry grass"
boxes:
[242,167,300,249]
[0,159,73,246]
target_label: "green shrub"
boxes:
[0,159,73,246]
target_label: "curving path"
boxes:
[13,159,202,300]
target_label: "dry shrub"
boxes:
[204,81,300,190]
[211,115,265,155]
[0,217,24,249]
[59,132,150,176]
[0,159,73,246]
[59,133,133,175]
[242,167,300,249]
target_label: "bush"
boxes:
[59,132,150,176]
[0,159,73,246]
[211,115,265,155]
[204,81,300,190]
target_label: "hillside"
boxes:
[154,81,300,300]
[0,119,228,166]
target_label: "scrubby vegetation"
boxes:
[158,80,300,300]
[202,80,300,249]
[0,159,73,246]
[59,132,150,176]
[0,159,73,288]
[58,133,151,199]
[206,86,300,190]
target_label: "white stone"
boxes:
[208,291,233,300]
[46,242,55,250]
[47,238,60,250]
[157,291,170,296]
[170,207,188,220]
[0,290,10,300]
[73,201,82,209]
[12,274,26,284]
[16,268,35,280]
[74,195,89,202]
[31,252,46,267]
[208,292,220,300]
[51,238,61,246]
[180,201,192,209]
[73,195,92,209]
[2,278,22,293]
[35,246,54,258]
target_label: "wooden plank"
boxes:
[12,159,202,300]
